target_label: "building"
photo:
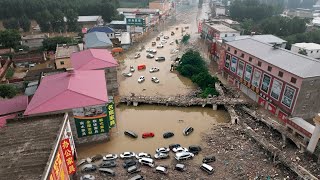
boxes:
[220,19,240,29]
[116,32,131,50]
[71,49,119,96]
[0,95,29,127]
[84,32,113,49]
[109,21,127,32]
[21,34,48,49]
[291,43,320,59]
[222,38,320,122]
[55,44,82,69]
[12,52,46,68]
[223,35,287,48]
[201,23,240,41]
[149,0,171,15]
[0,113,77,179]
[287,8,313,19]
[87,26,115,39]
[64,16,104,28]
[215,5,226,16]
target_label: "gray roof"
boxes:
[85,32,113,49]
[226,38,320,78]
[223,35,287,44]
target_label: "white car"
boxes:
[136,152,151,159]
[175,152,194,161]
[149,49,157,53]
[139,157,155,167]
[149,67,160,73]
[156,147,170,154]
[130,66,135,72]
[120,152,136,159]
[161,39,167,44]
[157,44,164,48]
[170,49,179,54]
[159,32,164,36]
[146,53,155,58]
[134,53,141,59]
[154,153,169,159]
[170,41,174,45]
[122,72,132,77]
[151,77,160,83]
[138,76,145,83]
[156,166,168,174]
[164,36,169,39]
[173,147,188,153]
[103,154,118,161]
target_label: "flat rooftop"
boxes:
[226,38,320,78]
[293,42,320,50]
[55,44,80,59]
[0,114,64,180]
[206,23,239,33]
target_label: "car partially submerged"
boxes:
[100,161,117,168]
[149,67,160,73]
[135,152,151,159]
[151,77,160,83]
[183,127,194,136]
[81,164,97,172]
[155,56,165,61]
[138,76,145,83]
[157,44,164,48]
[169,144,181,150]
[163,132,174,138]
[138,157,155,167]
[134,53,141,59]
[130,66,135,72]
[175,164,186,172]
[123,159,137,168]
[80,174,95,180]
[154,153,169,159]
[122,72,132,77]
[142,132,155,138]
[155,165,168,174]
[173,147,188,153]
[146,53,155,58]
[103,154,118,161]
[174,152,194,161]
[120,152,136,159]
[156,147,170,154]
[124,130,138,138]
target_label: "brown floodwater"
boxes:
[77,104,230,159]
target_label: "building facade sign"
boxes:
[244,64,252,82]
[281,85,296,108]
[261,73,271,93]
[225,54,231,69]
[60,139,76,175]
[106,101,116,128]
[237,60,244,78]
[252,69,262,88]
[49,146,69,180]
[126,18,145,27]
[270,79,283,101]
[230,56,237,73]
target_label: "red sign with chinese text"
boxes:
[277,111,288,124]
[49,147,69,180]
[267,103,276,115]
[258,97,266,107]
[61,139,76,175]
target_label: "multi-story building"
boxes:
[291,42,320,59]
[222,38,320,122]
[201,23,240,41]
[55,44,83,69]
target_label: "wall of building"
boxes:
[21,39,44,49]
[104,67,118,96]
[216,7,226,16]
[55,58,71,69]
[219,32,240,39]
[293,77,320,119]
[106,33,115,39]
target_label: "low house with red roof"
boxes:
[24,70,110,144]
[0,95,29,127]
[71,49,119,96]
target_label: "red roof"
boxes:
[0,114,16,128]
[71,49,118,70]
[0,95,29,116]
[24,70,108,115]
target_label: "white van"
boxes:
[138,157,154,167]
[200,163,214,175]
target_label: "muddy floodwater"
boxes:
[78,105,230,159]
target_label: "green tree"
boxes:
[19,15,31,32]
[112,13,125,21]
[51,9,65,33]
[0,29,21,48]
[3,17,19,30]
[298,49,308,55]
[36,10,53,32]
[201,87,219,98]
[42,36,74,51]
[0,84,18,98]
[181,34,191,44]
[100,2,117,23]
[240,18,254,35]
[191,72,216,89]
[65,9,79,32]
[5,67,14,79]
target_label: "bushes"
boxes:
[177,49,219,97]
[5,67,14,79]
[181,34,190,44]
[0,84,18,98]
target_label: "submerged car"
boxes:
[164,36,169,39]
[174,152,194,161]
[149,67,160,73]
[100,161,117,168]
[122,72,132,77]
[120,152,136,159]
[156,147,170,154]
[136,152,151,159]
[152,42,156,46]
[163,132,174,138]
[170,41,174,45]
[175,164,186,172]
[123,159,137,168]
[103,154,118,161]
[173,147,188,153]
[183,127,194,136]
[161,39,167,44]
[130,66,135,72]
[138,157,155,167]
[80,174,95,180]
[127,165,141,174]
[134,53,141,59]
[157,44,164,48]
[81,164,97,172]
[154,153,169,159]
[155,56,165,61]
[169,144,181,150]
[200,163,214,175]
[124,130,138,138]
[142,132,155,138]
[146,53,155,58]
[155,166,168,174]
[151,77,160,83]
[188,145,202,155]
[202,155,216,163]
[138,76,145,83]
[147,48,157,53]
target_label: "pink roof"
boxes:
[71,49,119,70]
[0,95,28,116]
[24,70,108,115]
[0,114,16,128]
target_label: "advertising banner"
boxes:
[60,139,76,175]
[49,146,69,180]
[225,54,231,69]
[281,85,295,108]
[126,18,145,27]
[261,74,271,93]
[237,60,244,78]
[106,101,116,129]
[244,64,252,82]
[270,79,283,100]
[230,56,237,73]
[252,69,261,88]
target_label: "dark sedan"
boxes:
[163,132,174,139]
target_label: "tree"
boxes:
[19,15,31,32]
[36,10,53,32]
[112,13,125,21]
[181,34,191,44]
[241,18,254,35]
[100,1,117,23]
[191,72,216,89]
[0,84,18,98]
[3,18,19,30]
[0,29,21,48]
[298,49,308,55]
[42,36,74,51]
[65,9,79,32]
[51,9,65,33]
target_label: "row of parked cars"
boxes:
[124,127,194,139]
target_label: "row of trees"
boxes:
[0,30,21,48]
[177,50,219,98]
[0,0,120,32]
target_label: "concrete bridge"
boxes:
[119,95,247,110]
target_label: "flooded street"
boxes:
[77,1,231,160]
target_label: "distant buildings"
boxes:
[201,23,240,40]
[291,42,320,59]
[84,32,113,49]
[21,34,48,49]
[87,26,115,39]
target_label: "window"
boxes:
[311,51,313,53]
[60,61,65,65]
[291,77,297,84]
[241,53,244,58]
[278,71,283,77]
[234,50,237,54]
[258,61,262,67]
[227,47,230,51]
[267,66,272,72]
[249,57,253,62]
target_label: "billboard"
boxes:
[270,79,283,101]
[126,18,145,27]
[281,85,296,108]
[261,73,271,93]
[230,56,237,73]
[252,69,262,88]
[244,64,252,82]
[106,101,116,129]
[60,139,76,175]
[49,146,69,180]
[237,60,244,78]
